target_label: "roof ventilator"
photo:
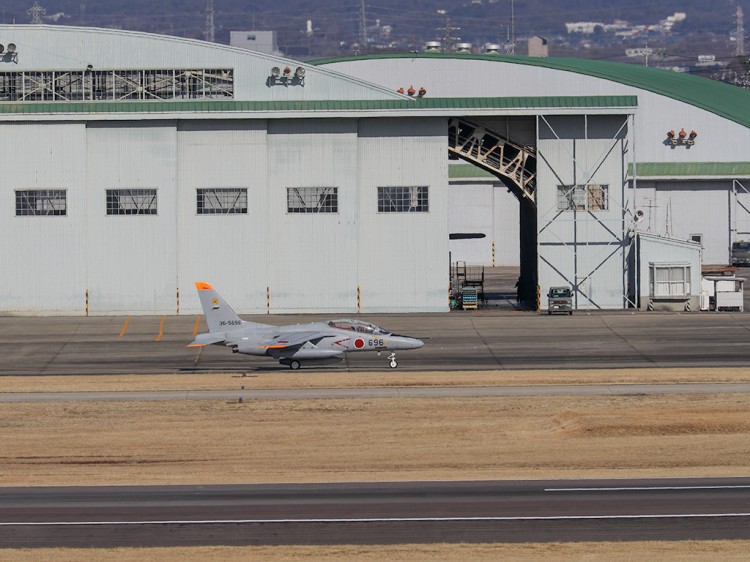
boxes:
[267,66,305,87]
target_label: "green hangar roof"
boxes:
[311,53,750,129]
[0,96,636,115]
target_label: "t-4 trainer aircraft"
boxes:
[189,282,424,370]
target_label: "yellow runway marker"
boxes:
[155,315,166,342]
[192,315,202,338]
[118,316,131,338]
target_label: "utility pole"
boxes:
[358,0,367,48]
[642,46,652,67]
[737,5,746,57]
[205,0,215,43]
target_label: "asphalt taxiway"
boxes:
[0,310,749,375]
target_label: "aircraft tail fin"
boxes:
[195,282,269,333]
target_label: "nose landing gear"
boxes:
[388,352,398,369]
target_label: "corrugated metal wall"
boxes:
[537,115,629,310]
[1,116,449,314]
[448,182,519,266]
[633,180,731,265]
[266,119,359,312]
[357,118,448,312]
[0,123,87,312]
[448,183,494,265]
[176,120,269,315]
[86,122,178,313]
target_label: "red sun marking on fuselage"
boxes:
[354,338,365,349]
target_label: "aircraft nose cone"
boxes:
[398,337,423,349]
[389,335,424,350]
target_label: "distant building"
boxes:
[565,22,603,34]
[230,30,283,57]
[528,35,548,57]
[661,12,686,32]
[567,12,685,37]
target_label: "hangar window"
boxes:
[106,189,157,215]
[197,188,248,214]
[15,189,67,216]
[287,187,338,213]
[557,184,609,212]
[0,69,234,102]
[378,186,429,213]
[650,264,691,298]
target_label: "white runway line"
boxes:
[545,485,750,492]
[3,513,750,526]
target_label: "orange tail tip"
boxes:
[195,282,213,291]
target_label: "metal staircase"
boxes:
[448,118,537,204]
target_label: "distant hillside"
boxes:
[0,0,744,58]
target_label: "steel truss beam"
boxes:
[448,118,537,204]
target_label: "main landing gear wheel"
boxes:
[388,353,398,369]
[289,360,301,370]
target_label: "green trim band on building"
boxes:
[0,95,637,115]
[454,161,750,180]
[449,163,497,179]
[312,53,750,129]
[629,162,750,178]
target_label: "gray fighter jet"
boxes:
[189,282,424,370]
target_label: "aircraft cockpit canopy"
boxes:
[328,319,390,336]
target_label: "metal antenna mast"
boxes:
[437,10,460,52]
[28,1,46,24]
[509,0,516,55]
[358,0,367,48]
[737,5,746,57]
[205,0,215,43]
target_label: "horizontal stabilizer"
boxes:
[188,332,227,347]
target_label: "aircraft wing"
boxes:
[258,331,332,350]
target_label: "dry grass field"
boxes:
[4,542,750,561]
[2,366,750,393]
[2,390,749,485]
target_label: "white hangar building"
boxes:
[1,26,748,315]
[317,53,750,310]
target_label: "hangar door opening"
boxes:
[448,117,538,306]
[448,113,633,310]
